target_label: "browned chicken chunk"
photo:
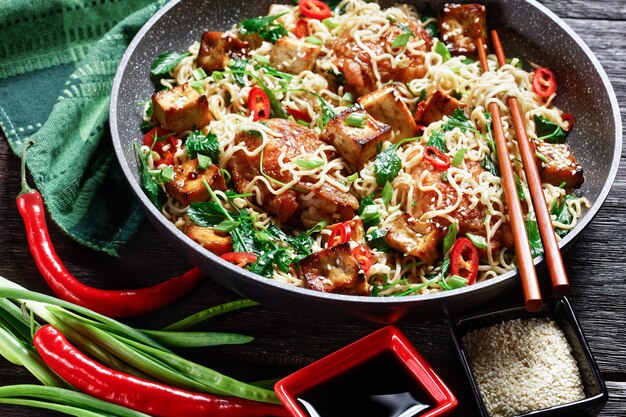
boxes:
[438,3,487,57]
[332,20,433,95]
[533,140,584,188]
[320,106,392,171]
[152,83,211,133]
[358,86,419,141]
[185,225,233,255]
[418,90,464,126]
[198,32,248,72]
[165,159,227,206]
[410,160,514,253]
[383,213,444,265]
[298,243,371,295]
[270,37,321,75]
[228,119,359,226]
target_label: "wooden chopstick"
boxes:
[475,37,543,312]
[490,30,570,297]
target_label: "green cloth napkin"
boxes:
[0,0,167,255]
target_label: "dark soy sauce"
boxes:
[297,351,431,417]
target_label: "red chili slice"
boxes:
[414,101,426,122]
[561,112,575,131]
[352,245,373,273]
[286,108,312,122]
[295,19,309,38]
[423,146,451,171]
[327,222,352,248]
[159,150,175,166]
[450,237,479,285]
[532,67,557,98]
[247,87,271,121]
[299,0,332,20]
[221,252,258,268]
[142,127,176,157]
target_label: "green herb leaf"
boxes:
[186,131,220,162]
[345,112,367,127]
[238,13,288,43]
[426,131,447,153]
[465,233,488,250]
[526,218,544,257]
[481,156,499,176]
[392,24,414,48]
[443,222,457,254]
[420,15,438,38]
[135,145,165,208]
[381,181,393,205]
[187,202,229,226]
[452,148,467,167]
[228,59,249,86]
[150,51,191,76]
[295,157,325,170]
[552,194,577,237]
[514,172,526,202]
[366,228,390,252]
[534,115,567,144]
[214,219,241,233]
[443,108,478,133]
[374,145,402,186]
[434,41,451,62]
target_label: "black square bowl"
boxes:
[448,297,608,417]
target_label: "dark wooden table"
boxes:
[1,1,624,415]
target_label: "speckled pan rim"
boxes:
[110,0,622,309]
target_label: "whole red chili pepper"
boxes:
[34,325,289,417]
[17,140,204,318]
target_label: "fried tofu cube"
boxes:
[533,140,584,188]
[269,37,321,75]
[185,226,232,255]
[418,90,464,126]
[384,213,443,265]
[165,158,227,206]
[320,106,392,170]
[358,86,419,141]
[152,83,211,133]
[298,243,371,295]
[198,31,248,72]
[439,3,487,57]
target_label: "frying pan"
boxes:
[110,0,621,322]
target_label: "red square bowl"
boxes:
[274,325,457,417]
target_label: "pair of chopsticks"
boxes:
[474,31,569,312]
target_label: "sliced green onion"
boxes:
[466,232,489,250]
[435,41,451,61]
[342,92,355,103]
[443,222,458,254]
[192,67,207,81]
[345,112,367,127]
[381,181,393,205]
[295,157,325,170]
[214,219,241,233]
[304,36,323,45]
[189,79,204,93]
[447,275,469,289]
[197,154,212,170]
[536,151,549,163]
[322,17,340,29]
[160,166,174,183]
[296,119,310,127]
[440,171,449,181]
[559,181,567,189]
[346,172,358,184]
[254,54,270,65]
[220,168,232,183]
[212,71,224,82]
[452,148,467,167]
[360,204,380,225]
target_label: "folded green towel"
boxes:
[0,0,167,255]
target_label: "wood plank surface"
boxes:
[0,1,624,416]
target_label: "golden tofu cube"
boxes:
[533,140,584,188]
[320,106,392,171]
[358,86,419,141]
[439,3,487,57]
[152,83,211,133]
[384,213,443,265]
[198,31,248,72]
[165,158,226,206]
[419,90,464,126]
[269,37,321,75]
[185,225,232,255]
[298,243,371,295]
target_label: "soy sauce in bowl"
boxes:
[296,351,431,417]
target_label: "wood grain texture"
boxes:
[0,1,624,416]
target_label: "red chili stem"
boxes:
[34,325,289,417]
[16,142,204,318]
